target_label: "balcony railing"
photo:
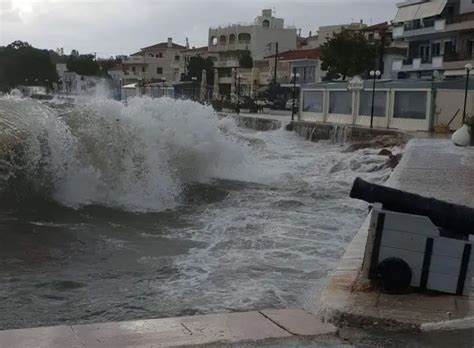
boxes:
[445,12,474,25]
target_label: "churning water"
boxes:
[0,95,392,330]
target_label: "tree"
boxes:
[181,56,214,85]
[0,41,58,91]
[320,31,377,80]
[67,54,100,76]
[238,50,253,69]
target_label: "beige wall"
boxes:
[435,89,474,130]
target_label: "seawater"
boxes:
[0,95,392,330]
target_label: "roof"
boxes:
[131,41,186,55]
[265,48,320,61]
[181,46,209,53]
[361,22,390,32]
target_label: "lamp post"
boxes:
[291,69,300,121]
[236,73,242,115]
[162,77,167,97]
[369,70,381,129]
[462,63,472,124]
[191,76,197,100]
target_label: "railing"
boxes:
[444,51,474,62]
[445,12,474,25]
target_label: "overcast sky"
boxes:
[0,0,399,57]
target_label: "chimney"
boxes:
[309,30,312,37]
[167,37,172,48]
[186,37,189,49]
[360,19,363,24]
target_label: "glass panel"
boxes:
[359,91,387,117]
[329,91,352,115]
[302,91,324,113]
[393,91,427,119]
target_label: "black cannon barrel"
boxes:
[350,177,474,236]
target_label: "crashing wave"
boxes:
[0,95,255,212]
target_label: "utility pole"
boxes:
[273,42,279,84]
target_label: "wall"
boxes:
[435,89,474,129]
[460,0,474,14]
[299,85,434,132]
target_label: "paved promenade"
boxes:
[0,310,336,347]
[320,139,474,331]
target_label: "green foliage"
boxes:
[0,41,58,91]
[320,31,377,80]
[67,54,99,76]
[182,56,214,85]
[238,50,253,69]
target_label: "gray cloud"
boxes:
[0,0,399,56]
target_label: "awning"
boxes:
[394,0,447,23]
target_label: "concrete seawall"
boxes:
[319,139,474,331]
[290,120,411,144]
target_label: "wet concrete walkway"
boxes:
[320,139,474,331]
[0,309,336,347]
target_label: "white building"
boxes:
[56,63,96,95]
[208,9,297,61]
[391,0,474,79]
[114,38,187,85]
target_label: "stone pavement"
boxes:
[319,139,474,331]
[0,309,336,347]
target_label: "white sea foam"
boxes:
[0,95,258,211]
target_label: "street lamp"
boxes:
[237,73,242,115]
[291,69,300,121]
[191,76,197,100]
[462,63,472,124]
[369,70,381,129]
[162,77,167,97]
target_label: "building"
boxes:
[265,48,322,85]
[208,9,297,98]
[301,21,368,49]
[115,38,186,85]
[391,0,474,79]
[359,22,409,79]
[56,63,96,95]
[180,45,219,76]
[208,9,297,60]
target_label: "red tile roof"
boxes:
[265,48,320,61]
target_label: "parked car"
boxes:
[272,99,286,110]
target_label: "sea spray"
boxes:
[0,95,257,211]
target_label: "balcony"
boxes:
[392,56,444,72]
[214,60,239,68]
[392,19,446,39]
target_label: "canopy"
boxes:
[394,0,447,23]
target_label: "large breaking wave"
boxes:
[0,96,256,211]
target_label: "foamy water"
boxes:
[0,96,392,330]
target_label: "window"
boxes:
[211,36,217,46]
[219,35,227,45]
[262,19,270,28]
[359,91,387,117]
[238,33,251,44]
[158,52,163,58]
[302,91,324,113]
[329,91,352,115]
[175,55,180,61]
[431,42,441,56]
[229,34,236,44]
[393,91,427,119]
[368,33,374,41]
[156,67,163,74]
[132,66,136,73]
[141,67,145,73]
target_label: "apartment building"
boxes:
[391,0,474,79]
[111,38,186,85]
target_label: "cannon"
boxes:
[350,178,473,295]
